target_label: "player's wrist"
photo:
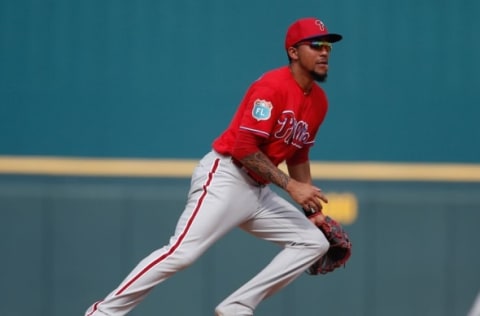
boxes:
[283,175,291,190]
[284,176,297,192]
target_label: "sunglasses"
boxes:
[295,41,332,52]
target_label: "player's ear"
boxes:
[287,47,299,61]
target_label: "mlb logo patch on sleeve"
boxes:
[252,99,273,121]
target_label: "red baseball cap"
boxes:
[285,17,342,49]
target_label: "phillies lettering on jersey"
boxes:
[274,110,311,148]
[213,66,328,166]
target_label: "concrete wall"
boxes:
[1,176,479,316]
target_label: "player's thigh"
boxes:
[239,191,325,247]
[174,165,260,251]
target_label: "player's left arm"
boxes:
[286,146,312,184]
[287,149,328,215]
[287,160,312,184]
[288,161,328,220]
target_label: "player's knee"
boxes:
[287,229,328,260]
[317,236,330,257]
[171,249,202,270]
[306,229,330,256]
[289,228,327,250]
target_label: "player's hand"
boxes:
[286,178,328,211]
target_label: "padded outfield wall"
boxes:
[0,1,479,316]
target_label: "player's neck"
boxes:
[288,64,313,95]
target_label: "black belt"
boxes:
[231,158,266,187]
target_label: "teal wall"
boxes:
[1,0,479,162]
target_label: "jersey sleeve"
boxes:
[286,146,310,166]
[238,84,283,139]
[231,130,265,160]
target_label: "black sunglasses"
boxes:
[295,41,332,52]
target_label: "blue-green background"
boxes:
[1,0,479,162]
[1,1,480,316]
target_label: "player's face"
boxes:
[294,41,331,82]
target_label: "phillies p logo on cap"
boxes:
[285,17,342,49]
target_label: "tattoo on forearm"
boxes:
[241,152,290,189]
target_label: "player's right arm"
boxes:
[233,132,326,211]
[240,150,290,189]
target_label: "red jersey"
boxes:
[213,66,328,183]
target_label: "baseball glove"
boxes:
[306,213,352,275]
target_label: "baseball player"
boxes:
[85,17,343,316]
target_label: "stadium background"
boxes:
[0,0,479,315]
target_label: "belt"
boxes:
[231,158,266,187]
